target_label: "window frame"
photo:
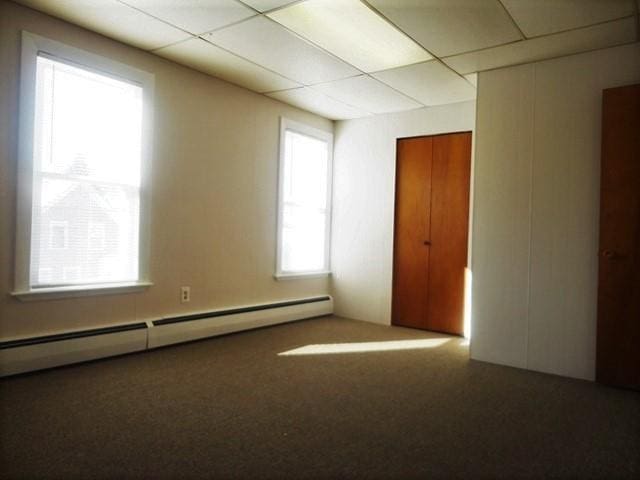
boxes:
[12,31,154,301]
[275,117,334,280]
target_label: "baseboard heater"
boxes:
[0,295,333,377]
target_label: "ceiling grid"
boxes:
[15,0,640,120]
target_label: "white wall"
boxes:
[331,102,476,324]
[472,43,640,380]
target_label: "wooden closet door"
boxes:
[596,84,640,390]
[392,132,471,335]
[427,133,471,335]
[392,137,433,329]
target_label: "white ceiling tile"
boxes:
[240,0,296,12]
[16,0,190,50]
[121,0,256,35]
[204,16,360,84]
[372,61,475,106]
[267,0,432,73]
[443,16,637,74]
[155,37,299,92]
[501,0,636,38]
[267,87,371,120]
[313,75,422,114]
[367,0,523,57]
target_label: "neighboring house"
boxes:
[34,159,129,286]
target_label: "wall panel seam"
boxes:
[524,64,537,370]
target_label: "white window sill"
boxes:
[11,282,153,301]
[274,271,331,281]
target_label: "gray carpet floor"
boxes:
[1,315,638,479]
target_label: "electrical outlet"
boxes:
[180,286,190,303]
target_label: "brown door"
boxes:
[392,132,471,335]
[596,84,640,390]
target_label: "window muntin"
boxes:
[277,120,333,276]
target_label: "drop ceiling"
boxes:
[16,0,640,120]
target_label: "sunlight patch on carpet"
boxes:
[279,338,450,356]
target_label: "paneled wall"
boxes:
[472,43,640,380]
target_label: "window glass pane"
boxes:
[283,130,328,209]
[281,205,326,272]
[30,55,143,288]
[34,56,143,186]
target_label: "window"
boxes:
[276,118,333,278]
[48,221,68,250]
[13,32,154,300]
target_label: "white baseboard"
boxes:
[0,328,148,377]
[0,296,333,377]
[148,297,333,349]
